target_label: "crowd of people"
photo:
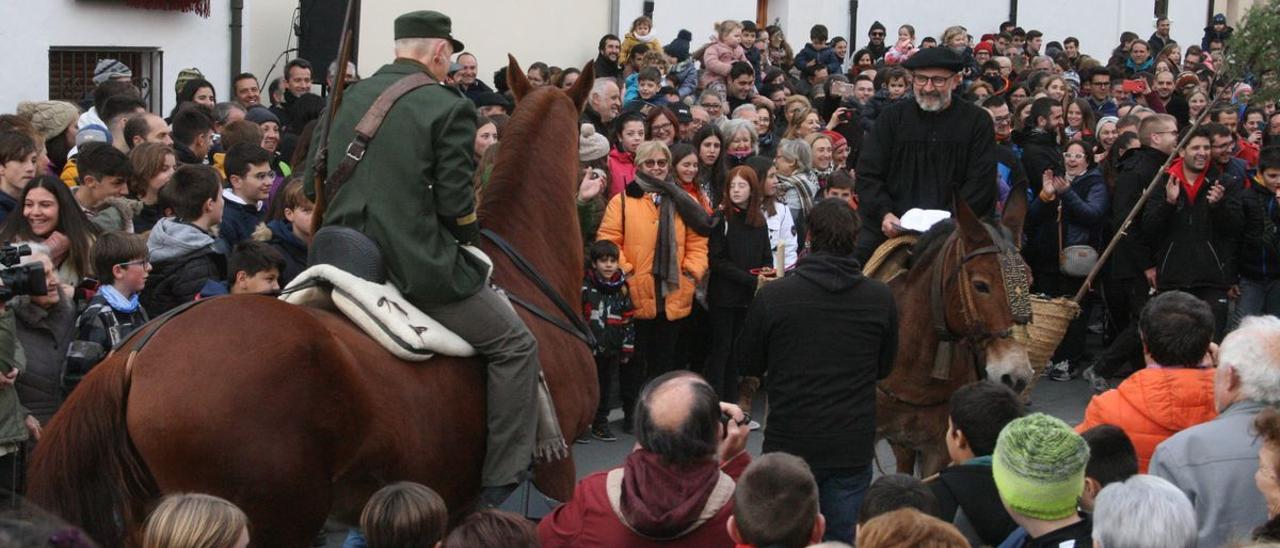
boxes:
[0,6,1279,547]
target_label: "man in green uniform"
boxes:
[306,10,543,506]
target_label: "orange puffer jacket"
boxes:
[1076,367,1218,473]
[596,188,708,321]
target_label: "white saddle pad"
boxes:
[280,264,481,362]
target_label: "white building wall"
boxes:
[357,0,611,89]
[616,0,757,48]
[852,1,1008,52]
[0,0,230,115]
[244,0,301,90]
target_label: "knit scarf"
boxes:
[99,284,141,313]
[634,172,684,299]
[634,31,658,44]
[775,171,817,214]
[1124,56,1154,74]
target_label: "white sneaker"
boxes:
[1047,360,1073,382]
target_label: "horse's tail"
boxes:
[27,351,157,547]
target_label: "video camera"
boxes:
[0,243,48,301]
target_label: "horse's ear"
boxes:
[953,191,989,249]
[507,54,532,103]
[566,60,596,113]
[1000,181,1028,248]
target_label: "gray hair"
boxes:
[1092,475,1196,548]
[777,138,812,171]
[719,119,758,154]
[590,77,618,99]
[699,89,725,105]
[212,102,245,125]
[730,103,757,119]
[393,37,444,58]
[1222,315,1280,404]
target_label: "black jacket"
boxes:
[1024,168,1110,274]
[1141,161,1243,290]
[1239,180,1280,280]
[1106,147,1164,280]
[707,209,772,308]
[856,96,997,234]
[143,247,227,316]
[736,251,897,470]
[267,219,309,287]
[1016,129,1063,194]
[594,54,623,82]
[932,462,1019,546]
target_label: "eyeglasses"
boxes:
[912,74,954,87]
[651,122,674,133]
[702,102,722,110]
[641,159,669,168]
[117,258,150,268]
[1062,152,1086,160]
[870,31,886,37]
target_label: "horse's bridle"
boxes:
[929,225,1031,347]
[482,228,597,349]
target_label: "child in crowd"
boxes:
[142,164,227,315]
[64,232,151,395]
[623,67,663,113]
[882,66,911,101]
[857,474,938,538]
[992,413,1092,547]
[706,166,773,401]
[1238,146,1280,320]
[581,240,634,442]
[620,16,662,66]
[142,493,250,548]
[1078,424,1138,511]
[342,481,448,548]
[267,177,312,287]
[884,35,918,65]
[219,143,273,248]
[0,130,38,224]
[441,509,539,548]
[823,170,857,210]
[73,142,137,233]
[932,381,1025,547]
[199,240,285,298]
[700,20,748,93]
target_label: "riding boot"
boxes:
[738,375,761,413]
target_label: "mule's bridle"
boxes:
[929,225,1030,346]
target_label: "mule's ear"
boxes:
[953,191,989,248]
[1000,181,1028,248]
[567,60,596,113]
[507,55,532,103]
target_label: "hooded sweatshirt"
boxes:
[736,251,898,470]
[141,217,227,315]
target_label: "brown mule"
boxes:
[874,186,1035,477]
[26,57,598,547]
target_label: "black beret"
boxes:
[902,47,967,72]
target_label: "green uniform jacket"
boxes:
[306,58,486,307]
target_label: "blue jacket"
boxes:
[793,43,842,76]
[1025,168,1109,274]
[267,219,309,287]
[218,191,263,249]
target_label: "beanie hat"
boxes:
[822,130,847,151]
[1213,13,1226,24]
[16,101,80,143]
[76,124,112,147]
[992,413,1090,521]
[93,58,132,85]
[870,20,886,34]
[665,29,693,63]
[1175,71,1200,90]
[1095,116,1119,137]
[244,105,280,126]
[974,41,994,55]
[579,123,610,162]
[175,68,205,97]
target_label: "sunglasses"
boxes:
[641,159,669,168]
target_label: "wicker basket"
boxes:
[1013,295,1082,400]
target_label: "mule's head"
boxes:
[950,184,1033,392]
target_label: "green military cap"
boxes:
[394,10,465,52]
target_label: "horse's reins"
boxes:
[482,229,596,348]
[878,226,1030,409]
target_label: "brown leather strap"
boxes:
[326,72,438,203]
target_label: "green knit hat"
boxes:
[992,413,1090,521]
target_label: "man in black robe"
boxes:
[854,47,998,263]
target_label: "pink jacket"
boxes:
[700,41,747,88]
[607,148,636,198]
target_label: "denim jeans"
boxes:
[812,465,873,544]
[1232,278,1280,331]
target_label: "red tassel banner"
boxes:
[123,0,211,17]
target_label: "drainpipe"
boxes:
[1009,0,1018,25]
[230,0,244,78]
[849,0,858,50]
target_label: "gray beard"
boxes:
[916,93,952,112]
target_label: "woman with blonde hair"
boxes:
[782,106,822,141]
[142,493,249,548]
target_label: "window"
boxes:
[48,47,164,114]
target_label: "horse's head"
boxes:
[945,183,1033,392]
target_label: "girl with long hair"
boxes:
[0,175,100,283]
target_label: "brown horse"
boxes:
[874,186,1034,477]
[26,58,598,547]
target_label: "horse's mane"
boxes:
[477,87,575,224]
[906,220,957,269]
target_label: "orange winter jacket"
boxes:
[1076,367,1217,473]
[597,188,708,321]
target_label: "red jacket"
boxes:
[1076,367,1217,473]
[608,148,637,198]
[538,451,750,548]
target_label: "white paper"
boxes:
[898,208,952,233]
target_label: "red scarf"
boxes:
[1166,158,1208,205]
